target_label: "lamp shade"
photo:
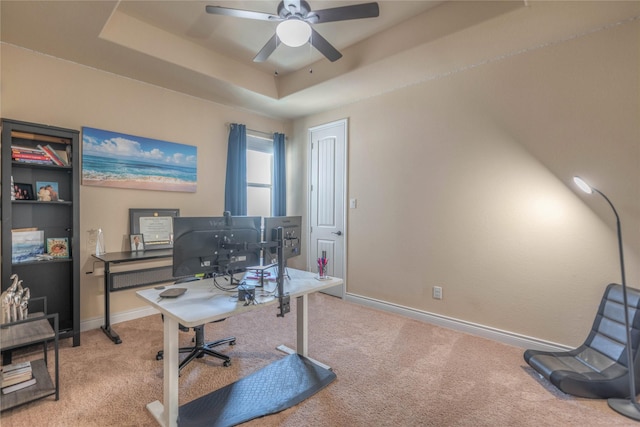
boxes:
[276,20,311,47]
[573,176,593,194]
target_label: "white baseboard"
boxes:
[80,292,570,353]
[344,293,571,352]
[81,306,159,332]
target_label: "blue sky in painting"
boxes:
[82,127,197,167]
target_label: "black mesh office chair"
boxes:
[156,321,235,372]
[156,277,235,374]
[524,283,640,398]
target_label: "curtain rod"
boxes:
[248,128,277,138]
[226,123,283,138]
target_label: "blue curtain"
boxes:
[224,123,247,215]
[272,132,286,216]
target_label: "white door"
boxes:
[309,120,346,298]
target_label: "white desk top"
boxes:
[136,269,342,328]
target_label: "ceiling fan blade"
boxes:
[308,2,379,24]
[253,34,281,62]
[310,28,342,62]
[205,5,279,21]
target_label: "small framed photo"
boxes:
[36,181,59,201]
[130,234,145,251]
[47,237,69,258]
[14,183,34,200]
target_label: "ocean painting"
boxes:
[12,230,45,263]
[82,127,197,192]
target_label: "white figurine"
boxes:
[1,289,12,324]
[20,287,30,320]
[1,275,30,323]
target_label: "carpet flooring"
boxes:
[0,292,636,426]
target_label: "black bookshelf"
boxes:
[1,119,80,346]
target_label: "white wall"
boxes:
[292,2,640,347]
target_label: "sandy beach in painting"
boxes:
[82,179,196,192]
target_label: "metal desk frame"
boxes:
[92,249,173,344]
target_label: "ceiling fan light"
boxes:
[276,20,311,47]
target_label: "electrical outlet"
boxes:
[433,286,443,300]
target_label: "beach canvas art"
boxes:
[82,127,197,192]
[12,230,45,263]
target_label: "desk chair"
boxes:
[156,277,236,373]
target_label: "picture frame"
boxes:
[36,181,59,201]
[129,209,179,250]
[82,127,197,193]
[130,234,144,251]
[12,230,44,263]
[14,183,34,200]
[47,237,69,258]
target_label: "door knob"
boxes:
[332,231,343,236]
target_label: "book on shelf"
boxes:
[2,361,31,375]
[12,158,55,165]
[11,144,44,154]
[2,361,33,388]
[12,149,49,159]
[12,151,53,163]
[37,144,66,166]
[2,378,36,394]
[53,147,70,165]
[2,370,32,387]
[11,145,55,164]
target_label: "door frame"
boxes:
[307,118,348,297]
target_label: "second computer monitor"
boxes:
[263,215,302,264]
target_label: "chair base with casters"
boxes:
[156,321,236,374]
[524,283,640,399]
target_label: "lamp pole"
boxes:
[573,176,639,420]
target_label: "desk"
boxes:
[92,249,174,344]
[136,269,342,427]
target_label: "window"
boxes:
[246,132,273,217]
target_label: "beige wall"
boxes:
[1,43,289,322]
[292,3,640,347]
[2,1,639,348]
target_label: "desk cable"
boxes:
[212,273,241,292]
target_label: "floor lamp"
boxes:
[573,176,640,420]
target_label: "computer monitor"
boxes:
[172,215,262,278]
[263,216,302,264]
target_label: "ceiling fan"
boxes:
[205,1,379,63]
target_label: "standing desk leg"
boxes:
[147,316,179,427]
[100,261,122,344]
[296,294,308,357]
[277,293,331,370]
